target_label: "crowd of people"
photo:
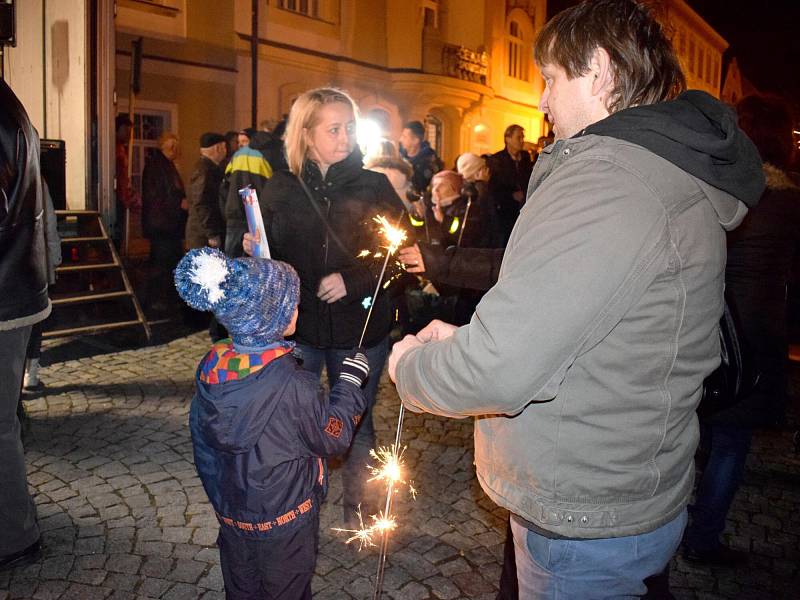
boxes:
[2,1,800,599]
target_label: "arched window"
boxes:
[425,114,443,155]
[506,14,532,82]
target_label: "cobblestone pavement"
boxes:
[1,329,799,599]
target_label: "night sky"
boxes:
[546,0,800,109]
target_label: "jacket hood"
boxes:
[193,354,291,454]
[583,90,765,217]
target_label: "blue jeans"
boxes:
[685,423,752,553]
[511,509,687,599]
[295,338,389,516]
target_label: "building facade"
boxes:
[662,0,727,98]
[2,0,728,249]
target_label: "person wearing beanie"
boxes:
[185,132,227,250]
[175,247,369,599]
[221,131,274,258]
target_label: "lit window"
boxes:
[279,0,320,19]
[507,19,529,81]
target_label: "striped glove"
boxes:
[339,349,370,388]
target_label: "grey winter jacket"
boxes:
[396,132,749,538]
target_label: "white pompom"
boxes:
[189,251,228,304]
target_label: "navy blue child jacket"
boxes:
[189,348,367,539]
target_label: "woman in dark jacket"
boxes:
[246,88,406,525]
[684,94,800,566]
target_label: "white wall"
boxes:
[5,0,89,209]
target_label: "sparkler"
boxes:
[358,215,407,347]
[372,409,408,599]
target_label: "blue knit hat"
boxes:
[174,248,300,347]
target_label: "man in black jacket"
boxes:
[0,80,47,570]
[488,124,533,247]
[185,132,226,250]
[399,120,442,195]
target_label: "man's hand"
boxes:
[415,319,457,343]
[388,320,458,382]
[512,190,525,204]
[242,230,259,256]
[207,236,221,248]
[317,273,347,303]
[399,244,425,274]
[388,334,423,383]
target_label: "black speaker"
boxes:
[0,1,15,47]
[40,139,66,210]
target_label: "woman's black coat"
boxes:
[259,150,406,349]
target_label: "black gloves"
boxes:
[339,349,370,388]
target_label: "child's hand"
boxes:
[339,349,370,388]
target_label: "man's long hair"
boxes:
[534,0,686,114]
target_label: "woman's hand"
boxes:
[317,273,347,303]
[432,202,444,223]
[398,244,425,274]
[242,230,259,257]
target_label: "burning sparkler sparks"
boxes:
[374,215,407,254]
[357,214,408,348]
[332,507,398,551]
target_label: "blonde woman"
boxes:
[244,88,406,526]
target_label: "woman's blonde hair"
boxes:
[284,87,359,176]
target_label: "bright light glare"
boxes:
[358,118,384,157]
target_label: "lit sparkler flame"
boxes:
[332,508,398,551]
[373,215,407,255]
[367,445,406,486]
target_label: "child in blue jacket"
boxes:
[175,248,369,600]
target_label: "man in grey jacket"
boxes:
[388,1,764,597]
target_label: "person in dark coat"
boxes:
[399,120,443,195]
[243,87,407,525]
[488,124,533,247]
[0,79,47,571]
[141,132,187,313]
[683,94,800,566]
[185,132,227,250]
[174,248,369,600]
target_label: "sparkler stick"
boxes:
[372,405,407,599]
[358,215,407,347]
[456,197,472,248]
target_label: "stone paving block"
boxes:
[162,583,200,600]
[31,580,69,600]
[75,536,105,556]
[104,572,140,592]
[39,512,74,533]
[78,553,108,570]
[165,559,206,584]
[107,553,142,575]
[425,575,461,600]
[138,577,172,598]
[194,548,220,565]
[438,557,472,577]
[192,528,218,546]
[389,581,430,600]
[68,566,107,586]
[140,556,173,579]
[78,524,105,538]
[197,565,223,591]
